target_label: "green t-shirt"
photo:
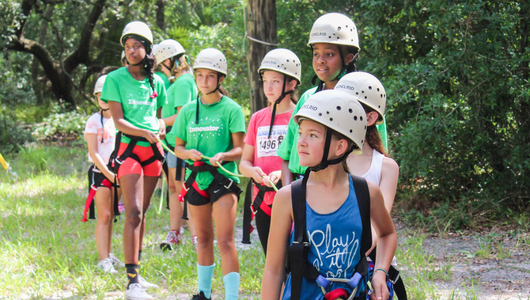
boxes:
[155,72,171,91]
[101,67,167,147]
[276,87,318,175]
[277,86,390,174]
[164,73,199,147]
[376,115,388,152]
[174,96,246,190]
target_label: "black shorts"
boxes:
[87,164,111,192]
[185,180,241,206]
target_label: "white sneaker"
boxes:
[125,283,153,300]
[108,253,125,269]
[138,274,159,289]
[97,258,118,274]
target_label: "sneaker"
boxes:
[191,291,211,300]
[108,253,125,269]
[118,203,125,213]
[160,230,180,251]
[125,283,153,300]
[97,258,118,274]
[138,274,158,289]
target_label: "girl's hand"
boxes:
[158,119,166,140]
[105,171,116,184]
[210,153,225,167]
[251,167,266,184]
[265,170,281,187]
[371,271,389,300]
[143,130,160,144]
[186,149,203,162]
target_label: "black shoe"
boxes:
[191,291,211,300]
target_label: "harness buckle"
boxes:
[115,157,124,165]
[250,203,258,215]
[224,178,234,190]
[183,183,190,192]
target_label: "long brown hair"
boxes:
[169,54,191,83]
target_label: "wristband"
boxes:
[374,268,388,276]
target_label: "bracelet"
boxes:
[374,268,388,276]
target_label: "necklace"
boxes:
[201,95,223,107]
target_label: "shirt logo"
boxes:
[189,126,220,133]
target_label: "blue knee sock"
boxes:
[223,272,240,300]
[197,263,215,298]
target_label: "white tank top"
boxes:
[360,149,399,268]
[360,149,384,186]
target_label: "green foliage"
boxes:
[33,105,87,141]
[0,107,33,154]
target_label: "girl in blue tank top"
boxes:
[261,90,397,300]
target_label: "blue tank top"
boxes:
[282,175,365,300]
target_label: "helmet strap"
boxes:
[195,94,200,124]
[308,128,351,172]
[268,76,293,139]
[206,74,221,95]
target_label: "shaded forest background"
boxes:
[1,0,529,229]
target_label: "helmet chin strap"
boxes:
[307,128,353,173]
[268,75,294,139]
[207,74,222,95]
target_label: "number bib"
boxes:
[256,125,288,158]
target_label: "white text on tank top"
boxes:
[256,125,288,158]
[360,149,384,186]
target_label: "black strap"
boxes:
[181,162,243,220]
[289,175,309,300]
[242,179,282,244]
[107,132,165,222]
[368,247,408,300]
[351,176,371,258]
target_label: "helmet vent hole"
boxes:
[319,113,322,116]
[377,88,380,92]
[326,111,330,114]
[338,26,341,31]
[364,126,367,130]
[365,96,368,99]
[368,86,372,90]
[378,105,381,108]
[330,118,333,121]
[329,36,332,39]
[287,59,290,62]
[336,106,341,111]
[360,116,363,121]
[356,92,359,95]
[350,129,353,133]
[349,108,353,113]
[354,116,357,121]
[362,90,365,93]
[361,139,364,143]
[381,94,383,98]
[337,37,339,39]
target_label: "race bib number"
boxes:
[256,125,288,158]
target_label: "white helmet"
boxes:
[307,13,359,50]
[120,21,153,47]
[258,48,302,84]
[93,75,107,95]
[294,90,367,155]
[335,72,386,124]
[155,39,186,66]
[193,48,227,76]
[151,44,159,56]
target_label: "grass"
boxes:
[0,144,262,299]
[1,144,528,299]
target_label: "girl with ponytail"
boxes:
[100,21,167,300]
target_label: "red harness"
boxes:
[82,179,112,222]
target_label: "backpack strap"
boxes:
[289,174,310,300]
[350,175,372,259]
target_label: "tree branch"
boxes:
[64,0,107,73]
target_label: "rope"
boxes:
[157,139,279,191]
[244,32,279,46]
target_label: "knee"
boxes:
[99,210,113,225]
[216,235,235,253]
[167,184,177,195]
[196,232,214,246]
[125,208,143,227]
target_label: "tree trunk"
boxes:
[31,5,53,104]
[156,0,166,30]
[245,0,277,114]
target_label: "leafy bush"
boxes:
[0,107,33,154]
[32,106,87,141]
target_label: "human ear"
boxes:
[287,79,298,92]
[218,74,226,84]
[366,111,379,126]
